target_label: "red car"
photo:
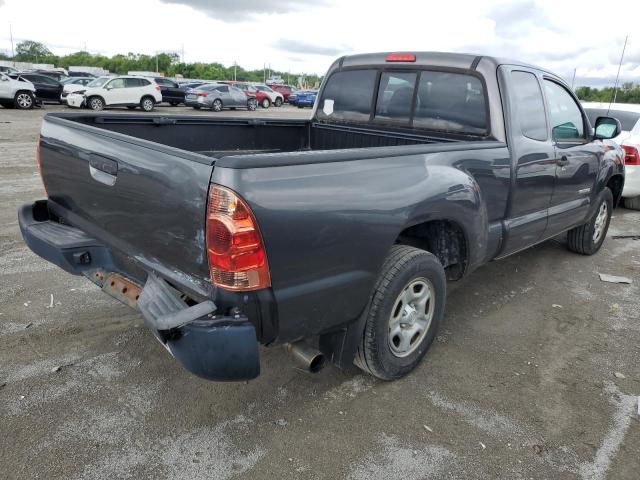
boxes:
[221,81,272,108]
[268,84,297,103]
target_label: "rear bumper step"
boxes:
[18,200,260,381]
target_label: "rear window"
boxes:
[317,68,488,134]
[317,69,377,122]
[585,108,640,132]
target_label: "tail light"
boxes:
[206,185,270,291]
[622,145,640,165]
[386,53,416,62]
[35,133,47,196]
[197,92,208,97]
[155,85,161,92]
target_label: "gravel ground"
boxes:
[1,104,639,480]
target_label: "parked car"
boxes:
[66,76,162,111]
[60,77,94,103]
[253,84,284,107]
[179,81,208,91]
[268,84,297,103]
[19,52,625,382]
[68,71,96,78]
[221,81,272,108]
[33,70,70,83]
[583,102,639,210]
[152,77,186,106]
[294,90,318,108]
[185,83,257,111]
[0,72,38,109]
[9,73,63,103]
[288,91,298,106]
[0,65,19,75]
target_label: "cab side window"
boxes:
[543,80,585,141]
[510,71,547,141]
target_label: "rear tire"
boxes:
[140,96,155,112]
[567,188,613,255]
[623,195,640,210]
[355,245,446,380]
[88,96,104,111]
[212,99,223,112]
[14,91,34,109]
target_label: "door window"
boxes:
[217,86,229,92]
[510,71,547,141]
[543,80,585,141]
[107,78,125,89]
[125,78,142,88]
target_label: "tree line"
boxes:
[575,83,640,104]
[1,40,322,86]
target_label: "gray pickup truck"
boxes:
[19,52,625,381]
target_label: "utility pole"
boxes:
[156,53,159,74]
[9,21,15,66]
[609,35,628,112]
[234,62,237,81]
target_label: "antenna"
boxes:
[608,35,628,114]
[9,21,15,66]
[571,68,576,90]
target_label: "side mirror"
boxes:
[594,116,621,140]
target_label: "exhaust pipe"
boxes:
[285,341,326,373]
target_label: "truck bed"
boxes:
[55,113,477,161]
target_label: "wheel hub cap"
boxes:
[593,202,608,243]
[388,278,435,358]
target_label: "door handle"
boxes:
[557,156,569,166]
[88,154,118,186]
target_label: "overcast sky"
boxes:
[1,0,639,87]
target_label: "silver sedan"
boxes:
[185,84,257,111]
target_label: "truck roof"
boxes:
[334,51,560,80]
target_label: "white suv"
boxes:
[254,84,284,107]
[66,76,162,111]
[0,72,37,109]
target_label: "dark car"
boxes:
[11,73,63,103]
[68,71,97,78]
[19,52,625,382]
[153,77,186,106]
[33,70,70,83]
[294,90,317,108]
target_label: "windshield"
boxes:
[87,77,110,88]
[257,85,273,92]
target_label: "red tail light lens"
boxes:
[622,145,640,165]
[155,85,161,92]
[197,92,208,97]
[385,53,416,62]
[206,185,270,291]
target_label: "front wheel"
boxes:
[355,245,446,380]
[140,96,155,112]
[211,99,223,112]
[14,91,34,109]
[567,188,613,255]
[261,98,270,109]
[88,96,104,111]
[247,99,257,111]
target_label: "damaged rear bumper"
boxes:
[18,200,260,381]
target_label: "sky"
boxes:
[1,0,639,87]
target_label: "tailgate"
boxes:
[39,115,214,296]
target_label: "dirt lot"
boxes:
[1,104,639,480]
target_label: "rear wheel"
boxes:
[140,96,155,112]
[623,195,640,210]
[567,188,613,255]
[355,245,446,380]
[211,99,223,112]
[274,97,283,107]
[261,97,271,109]
[88,96,104,111]
[247,98,257,111]
[14,91,34,109]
